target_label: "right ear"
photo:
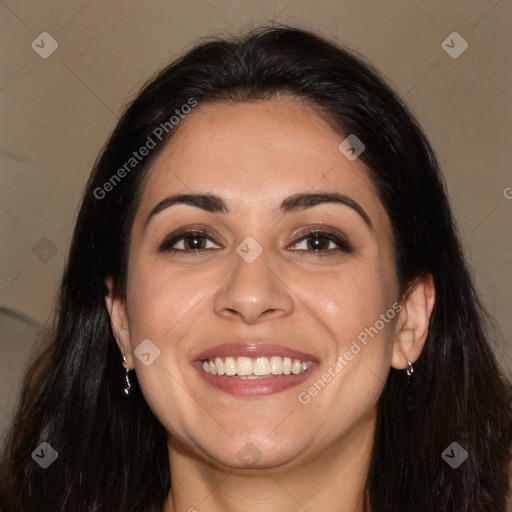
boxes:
[104,276,134,368]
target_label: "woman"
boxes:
[1,26,510,512]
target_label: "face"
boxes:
[112,97,402,470]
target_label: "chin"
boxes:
[197,433,304,471]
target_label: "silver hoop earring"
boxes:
[406,360,414,378]
[122,356,132,396]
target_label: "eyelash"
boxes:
[158,229,353,255]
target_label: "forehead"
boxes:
[138,97,386,224]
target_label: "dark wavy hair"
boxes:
[1,26,510,512]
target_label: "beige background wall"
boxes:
[1,0,511,392]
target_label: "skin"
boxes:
[105,96,435,512]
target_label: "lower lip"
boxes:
[193,363,317,397]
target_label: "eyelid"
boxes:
[288,229,353,253]
[157,226,222,252]
[159,226,353,254]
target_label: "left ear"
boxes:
[391,273,436,370]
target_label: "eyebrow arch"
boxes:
[144,192,372,230]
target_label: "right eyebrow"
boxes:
[144,193,228,230]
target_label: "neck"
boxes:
[163,412,375,512]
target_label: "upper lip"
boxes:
[193,342,318,362]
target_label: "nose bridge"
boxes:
[213,238,294,323]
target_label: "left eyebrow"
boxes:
[280,192,372,230]
[144,191,372,230]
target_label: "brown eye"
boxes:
[290,230,353,254]
[159,231,218,253]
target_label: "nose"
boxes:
[213,245,294,324]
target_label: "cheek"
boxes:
[126,259,221,341]
[299,262,397,408]
[123,261,216,434]
[304,263,394,346]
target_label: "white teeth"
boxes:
[283,357,292,375]
[291,359,302,374]
[224,357,237,376]
[236,357,253,376]
[253,357,271,376]
[270,356,283,375]
[201,356,313,377]
[215,357,224,375]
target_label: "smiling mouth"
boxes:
[200,356,314,378]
